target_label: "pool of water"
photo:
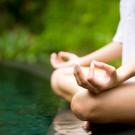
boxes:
[0,64,60,135]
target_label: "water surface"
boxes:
[0,64,60,135]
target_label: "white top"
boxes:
[113,0,135,65]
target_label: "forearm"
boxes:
[117,62,135,83]
[79,42,122,66]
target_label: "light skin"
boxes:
[51,41,122,100]
[74,60,135,94]
[50,41,135,129]
[51,42,122,68]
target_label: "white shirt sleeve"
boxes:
[113,21,123,43]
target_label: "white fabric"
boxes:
[113,21,123,43]
[113,0,135,65]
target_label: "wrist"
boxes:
[116,65,134,83]
[78,57,85,66]
[78,56,93,66]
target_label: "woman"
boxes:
[50,0,135,129]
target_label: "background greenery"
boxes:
[0,0,120,65]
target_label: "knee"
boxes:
[71,91,99,121]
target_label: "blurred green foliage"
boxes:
[0,0,47,33]
[0,0,120,65]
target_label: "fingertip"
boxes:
[77,65,82,71]
[74,65,82,76]
[91,60,97,65]
[74,64,77,70]
[93,61,105,69]
[93,60,101,66]
[73,66,79,83]
[50,53,54,57]
[52,52,55,55]
[90,62,95,72]
[58,51,64,56]
[74,64,80,68]
[74,64,78,72]
[51,53,57,57]
[92,60,96,63]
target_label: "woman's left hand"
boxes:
[74,61,120,94]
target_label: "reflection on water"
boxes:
[0,64,60,135]
[50,109,92,135]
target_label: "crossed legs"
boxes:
[51,67,86,102]
[51,67,135,124]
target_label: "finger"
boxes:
[88,77,102,91]
[51,53,57,60]
[50,53,60,68]
[87,62,102,91]
[74,70,82,86]
[93,61,116,75]
[51,53,72,68]
[74,65,98,93]
[74,65,86,86]
[51,53,60,62]
[88,62,95,78]
[74,65,93,89]
[58,51,73,59]
[50,53,58,67]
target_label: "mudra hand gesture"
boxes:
[74,61,120,94]
[50,51,79,69]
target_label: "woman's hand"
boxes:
[50,51,79,69]
[74,61,120,94]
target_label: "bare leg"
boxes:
[51,67,88,102]
[51,67,135,124]
[71,81,135,124]
[51,67,91,130]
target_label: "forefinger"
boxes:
[74,65,98,93]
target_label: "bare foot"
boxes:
[82,121,91,131]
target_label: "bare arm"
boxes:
[74,60,135,94]
[79,41,122,66]
[117,61,135,83]
[50,41,122,69]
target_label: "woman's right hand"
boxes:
[50,51,80,69]
[74,61,119,94]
